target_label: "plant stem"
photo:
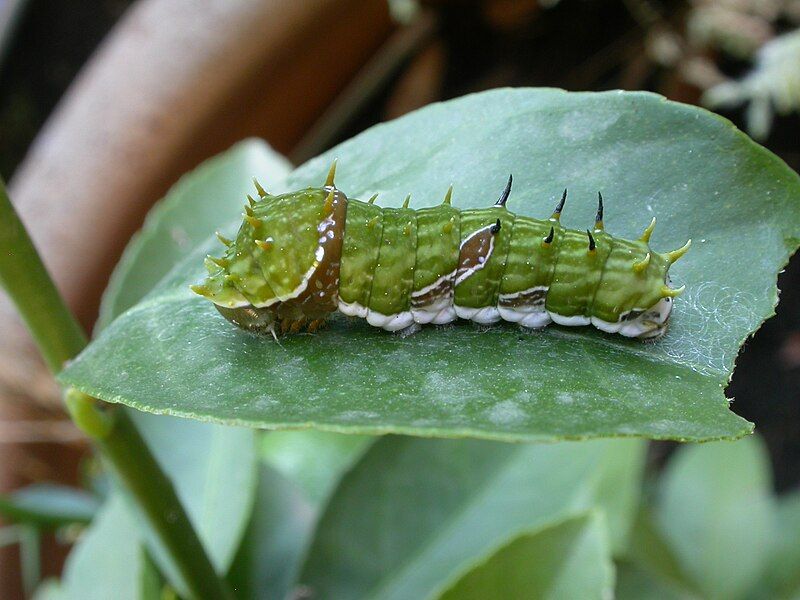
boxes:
[0,177,87,372]
[0,176,231,599]
[96,405,231,599]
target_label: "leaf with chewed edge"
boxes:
[61,89,800,441]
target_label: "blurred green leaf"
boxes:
[226,466,316,600]
[227,434,373,599]
[592,440,645,554]
[762,490,800,598]
[61,89,800,441]
[131,412,258,573]
[260,431,373,504]
[436,513,614,600]
[0,525,19,547]
[32,419,256,599]
[0,484,99,527]
[622,509,696,592]
[615,563,700,600]
[655,437,775,599]
[297,437,644,600]
[45,495,161,600]
[52,418,258,600]
[19,524,42,595]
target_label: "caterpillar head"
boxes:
[551,193,688,341]
[616,220,690,340]
[618,283,678,340]
[191,165,347,336]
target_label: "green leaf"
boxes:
[60,89,800,441]
[49,495,161,600]
[622,509,697,592]
[436,513,614,600]
[226,465,317,600]
[227,435,373,599]
[762,491,800,598]
[131,411,258,573]
[615,563,700,600]
[260,431,373,504]
[38,419,257,600]
[592,440,645,554]
[0,484,99,528]
[297,437,644,600]
[96,138,292,331]
[655,436,775,599]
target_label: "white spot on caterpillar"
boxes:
[431,306,458,325]
[591,316,623,334]
[549,313,591,326]
[411,297,452,324]
[498,286,549,326]
[617,299,671,338]
[520,312,552,328]
[454,305,501,324]
[410,270,458,324]
[337,300,368,318]
[365,310,415,331]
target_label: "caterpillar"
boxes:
[191,162,690,340]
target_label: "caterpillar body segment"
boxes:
[192,165,689,340]
[409,203,461,325]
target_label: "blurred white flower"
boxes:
[703,28,800,139]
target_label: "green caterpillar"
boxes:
[191,162,690,340]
